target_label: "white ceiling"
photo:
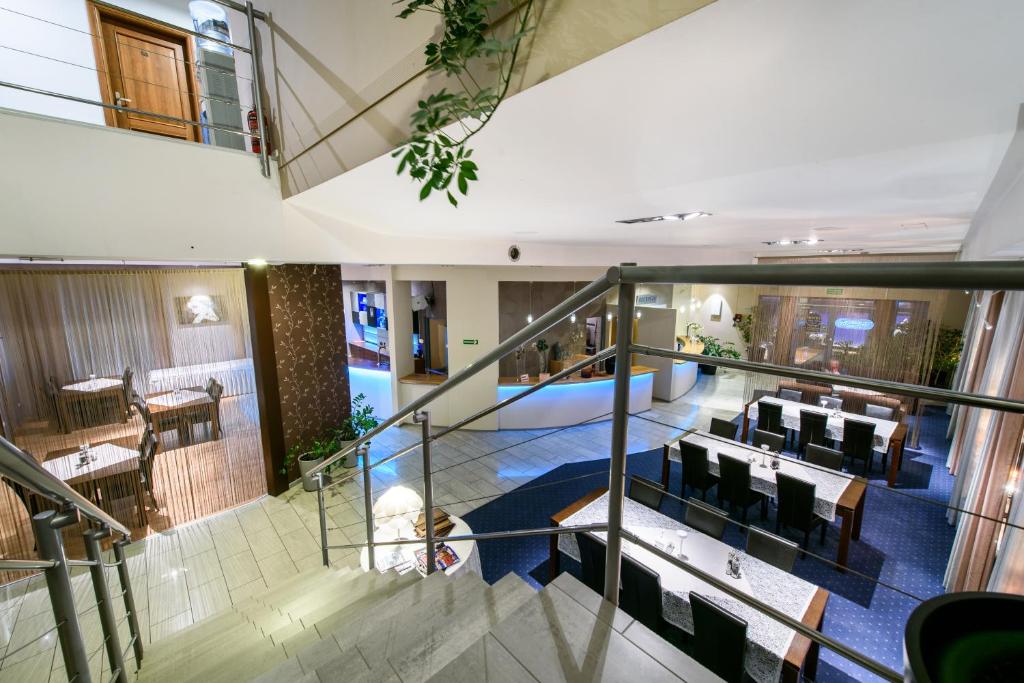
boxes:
[287,0,1024,261]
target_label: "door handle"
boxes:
[114,91,132,107]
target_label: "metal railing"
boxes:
[0,0,271,177]
[0,436,143,682]
[314,259,1024,682]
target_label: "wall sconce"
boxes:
[606,312,613,321]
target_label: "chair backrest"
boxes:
[776,472,817,532]
[756,400,783,435]
[129,392,152,425]
[679,441,713,490]
[778,381,832,406]
[708,417,738,440]
[575,532,606,595]
[619,554,662,632]
[690,592,747,683]
[2,476,29,511]
[138,428,158,461]
[819,396,843,411]
[841,418,876,459]
[749,388,773,404]
[805,444,844,471]
[627,476,665,511]
[121,366,133,402]
[798,409,828,449]
[717,454,752,507]
[864,403,895,421]
[746,527,799,572]
[684,498,728,540]
[778,388,802,403]
[752,429,784,453]
[206,377,224,403]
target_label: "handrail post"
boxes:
[246,0,270,177]
[317,472,330,567]
[360,446,375,570]
[113,539,144,667]
[83,527,126,683]
[33,508,91,682]
[604,269,636,604]
[414,411,436,575]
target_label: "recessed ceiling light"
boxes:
[777,239,792,246]
[762,239,824,247]
[617,212,711,224]
[817,248,864,254]
[247,258,268,267]
[806,238,820,245]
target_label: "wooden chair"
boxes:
[841,418,877,475]
[684,498,728,540]
[806,444,844,471]
[205,377,224,437]
[798,409,828,455]
[138,428,160,510]
[627,476,665,511]
[679,441,718,502]
[121,366,133,415]
[756,400,784,436]
[129,391,152,428]
[775,472,828,551]
[690,593,747,683]
[46,376,68,433]
[619,554,664,634]
[708,417,738,440]
[746,527,799,572]
[575,531,606,595]
[718,454,767,525]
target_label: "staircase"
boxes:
[133,566,717,682]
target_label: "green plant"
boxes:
[697,334,741,360]
[336,393,380,443]
[392,0,535,206]
[932,326,963,375]
[734,312,754,345]
[534,338,548,354]
[280,435,337,475]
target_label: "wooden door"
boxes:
[89,4,200,141]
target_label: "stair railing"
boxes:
[0,436,144,683]
[315,259,1024,683]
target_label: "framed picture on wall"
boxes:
[175,294,227,326]
[709,298,723,322]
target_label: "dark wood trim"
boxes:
[548,487,608,581]
[245,264,288,496]
[783,587,829,683]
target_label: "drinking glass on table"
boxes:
[78,442,90,465]
[760,444,769,468]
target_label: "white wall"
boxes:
[687,284,748,353]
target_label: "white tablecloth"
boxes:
[62,377,122,392]
[748,396,897,453]
[359,514,482,580]
[557,493,819,683]
[668,430,855,521]
[43,443,138,485]
[147,358,254,397]
[147,389,210,407]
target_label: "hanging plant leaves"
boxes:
[392,0,535,207]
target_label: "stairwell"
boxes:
[133,565,718,682]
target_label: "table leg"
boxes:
[804,611,824,681]
[886,435,903,488]
[660,444,670,489]
[836,508,853,571]
[852,489,866,541]
[548,526,560,582]
[741,404,751,442]
[211,405,221,440]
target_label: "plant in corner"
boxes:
[282,435,339,493]
[391,0,535,207]
[335,393,381,469]
[696,334,741,375]
[534,338,549,375]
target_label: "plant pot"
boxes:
[297,452,324,492]
[549,359,566,374]
[338,439,360,468]
[698,363,718,375]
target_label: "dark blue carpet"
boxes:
[463,405,955,681]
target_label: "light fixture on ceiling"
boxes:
[247,258,268,267]
[527,282,534,324]
[616,211,711,224]
[762,239,821,247]
[636,310,642,319]
[569,312,576,324]
[817,248,865,254]
[606,312,613,321]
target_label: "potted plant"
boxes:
[930,326,963,388]
[696,334,741,375]
[534,338,549,376]
[549,341,565,374]
[335,393,380,468]
[282,436,337,492]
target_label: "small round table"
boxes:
[359,513,482,578]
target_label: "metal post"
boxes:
[112,539,144,667]
[360,446,375,570]
[414,411,436,575]
[33,509,90,682]
[604,270,636,604]
[245,1,270,177]
[83,527,126,683]
[317,472,330,567]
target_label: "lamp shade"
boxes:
[372,486,423,526]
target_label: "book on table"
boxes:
[415,507,454,538]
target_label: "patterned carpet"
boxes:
[463,405,955,681]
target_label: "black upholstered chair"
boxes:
[775,472,827,550]
[627,476,665,511]
[746,527,799,572]
[806,444,844,472]
[798,409,828,455]
[865,403,895,421]
[841,418,877,475]
[690,592,748,683]
[619,554,664,634]
[576,532,606,595]
[756,400,784,436]
[717,454,767,524]
[679,441,718,502]
[709,417,738,440]
[819,395,843,411]
[684,498,728,540]
[778,388,802,403]
[138,428,160,509]
[205,377,224,436]
[752,429,784,453]
[121,366,134,412]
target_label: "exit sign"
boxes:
[462,339,479,345]
[826,288,843,295]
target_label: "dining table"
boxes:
[42,435,147,527]
[550,489,828,683]
[742,396,908,487]
[56,376,128,433]
[146,389,219,449]
[661,428,867,569]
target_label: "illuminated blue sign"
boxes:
[835,318,874,331]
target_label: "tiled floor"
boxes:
[0,370,747,681]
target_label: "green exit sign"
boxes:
[462,339,479,345]
[826,288,843,295]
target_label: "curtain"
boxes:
[943,291,1024,592]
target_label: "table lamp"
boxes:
[372,485,423,527]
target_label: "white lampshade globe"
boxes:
[372,486,423,526]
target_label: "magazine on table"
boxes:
[415,543,461,573]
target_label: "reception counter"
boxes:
[496,366,657,430]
